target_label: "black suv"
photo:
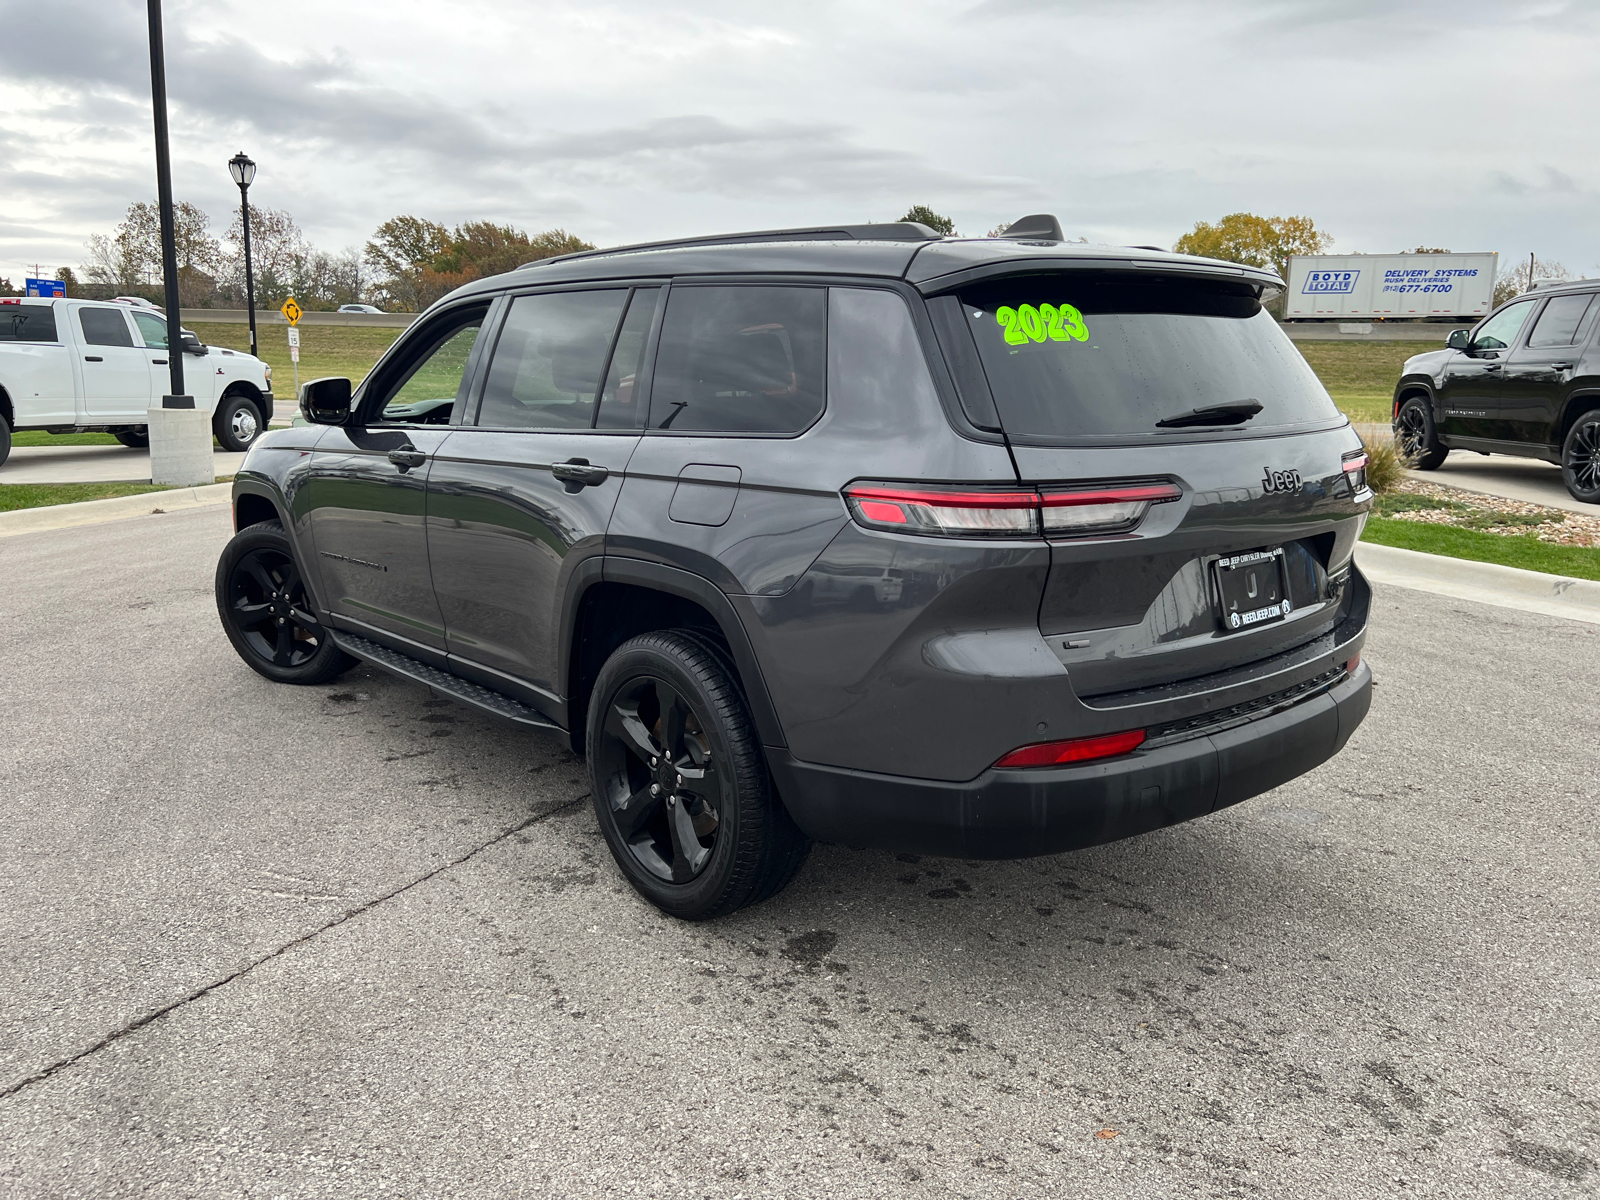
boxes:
[215,217,1374,919]
[1394,278,1600,502]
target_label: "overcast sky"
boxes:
[1,0,1595,285]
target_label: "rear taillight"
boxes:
[994,728,1146,769]
[1342,450,1370,495]
[844,481,1180,538]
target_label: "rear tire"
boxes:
[214,393,263,452]
[1561,412,1600,504]
[1395,397,1447,470]
[215,519,357,685]
[115,428,149,449]
[586,630,810,920]
[0,413,10,468]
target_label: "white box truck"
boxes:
[1284,253,1498,320]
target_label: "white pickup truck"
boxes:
[0,297,273,467]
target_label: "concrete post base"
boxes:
[146,404,215,487]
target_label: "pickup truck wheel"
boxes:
[214,394,262,452]
[215,520,356,685]
[587,630,810,920]
[115,428,149,449]
[1562,414,1600,503]
[0,413,10,468]
[1395,398,1447,470]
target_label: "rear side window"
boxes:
[477,290,627,430]
[954,275,1339,442]
[78,307,135,347]
[0,304,58,342]
[1527,294,1598,348]
[649,286,825,434]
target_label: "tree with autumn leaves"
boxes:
[1173,213,1332,287]
[363,217,593,311]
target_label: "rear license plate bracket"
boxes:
[1214,547,1291,632]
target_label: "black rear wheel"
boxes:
[1562,413,1600,504]
[215,520,356,685]
[587,631,810,919]
[115,428,149,449]
[1396,398,1447,470]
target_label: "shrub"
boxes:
[1361,433,1407,493]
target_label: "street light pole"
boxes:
[228,151,258,358]
[146,0,186,406]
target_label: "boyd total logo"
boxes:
[1302,269,1360,294]
[1262,467,1301,495]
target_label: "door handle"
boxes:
[1482,363,1502,372]
[84,355,103,362]
[550,459,610,488]
[387,447,428,470]
[1551,361,1575,371]
[151,358,167,365]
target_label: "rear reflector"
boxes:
[994,728,1147,769]
[844,481,1180,539]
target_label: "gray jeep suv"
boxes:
[216,216,1374,919]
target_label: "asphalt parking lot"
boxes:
[2,507,1597,1199]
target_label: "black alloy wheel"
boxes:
[598,675,723,884]
[1395,398,1447,470]
[1563,415,1600,503]
[215,520,356,685]
[587,631,811,919]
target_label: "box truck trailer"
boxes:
[1284,253,1498,320]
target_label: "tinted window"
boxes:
[131,311,168,348]
[596,288,661,430]
[649,286,826,433]
[79,307,135,347]
[373,314,483,425]
[477,290,627,430]
[955,275,1339,441]
[0,304,58,342]
[1473,299,1535,350]
[1527,294,1597,348]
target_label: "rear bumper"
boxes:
[769,661,1372,859]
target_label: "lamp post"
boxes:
[228,150,258,359]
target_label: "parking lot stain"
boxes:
[1498,1137,1596,1182]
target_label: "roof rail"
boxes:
[524,222,941,269]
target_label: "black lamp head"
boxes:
[228,151,256,189]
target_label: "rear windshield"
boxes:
[951,274,1340,442]
[0,304,58,343]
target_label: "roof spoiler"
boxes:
[527,222,942,269]
[999,213,1065,241]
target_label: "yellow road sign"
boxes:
[280,297,302,326]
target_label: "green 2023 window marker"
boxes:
[994,303,1088,346]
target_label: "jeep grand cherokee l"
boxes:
[215,216,1374,919]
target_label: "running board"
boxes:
[331,632,564,732]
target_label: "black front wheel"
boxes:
[1562,413,1600,504]
[214,394,263,453]
[587,631,810,920]
[115,428,149,449]
[1395,398,1447,470]
[215,520,356,685]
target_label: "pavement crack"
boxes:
[0,797,585,1102]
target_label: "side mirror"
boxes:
[180,331,208,356]
[1446,328,1473,352]
[300,377,353,425]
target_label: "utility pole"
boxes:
[146,0,186,406]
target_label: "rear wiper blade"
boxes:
[1155,399,1264,429]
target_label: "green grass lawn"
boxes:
[12,431,122,446]
[1293,340,1442,425]
[1361,517,1600,581]
[0,482,173,512]
[189,322,403,394]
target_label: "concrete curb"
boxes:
[1357,541,1600,626]
[0,482,231,538]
